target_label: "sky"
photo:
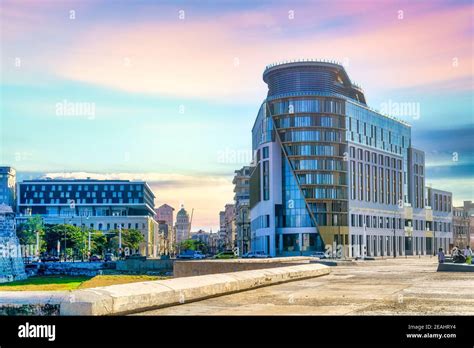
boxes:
[1,0,473,231]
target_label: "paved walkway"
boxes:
[134,257,474,315]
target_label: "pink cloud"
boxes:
[49,3,471,100]
[2,1,472,98]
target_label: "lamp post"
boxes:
[362,223,366,260]
[63,200,75,262]
[118,225,122,258]
[80,213,91,260]
[393,209,398,258]
[80,214,85,261]
[35,229,39,257]
[63,218,67,262]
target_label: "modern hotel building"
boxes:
[16,178,161,257]
[250,60,452,257]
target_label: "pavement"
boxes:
[134,257,474,315]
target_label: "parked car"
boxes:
[177,250,206,259]
[104,253,115,262]
[242,251,270,258]
[310,251,327,259]
[89,255,102,262]
[125,253,145,260]
[23,255,40,264]
[40,255,60,262]
[191,251,206,259]
[214,251,237,259]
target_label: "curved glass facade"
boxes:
[264,61,366,104]
[268,96,349,229]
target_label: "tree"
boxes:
[16,215,46,252]
[106,229,144,254]
[90,230,107,255]
[179,239,208,254]
[123,229,144,251]
[17,215,43,244]
[44,224,85,258]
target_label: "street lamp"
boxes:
[63,218,67,262]
[35,229,40,258]
[393,208,399,258]
[79,212,91,261]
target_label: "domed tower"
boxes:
[175,205,190,244]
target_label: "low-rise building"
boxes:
[463,201,474,249]
[426,187,453,254]
[16,178,161,257]
[453,207,469,249]
[155,204,174,226]
[191,229,210,245]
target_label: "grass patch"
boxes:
[0,276,90,291]
[0,274,170,291]
[78,275,167,289]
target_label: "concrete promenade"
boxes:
[0,263,330,315]
[136,257,474,315]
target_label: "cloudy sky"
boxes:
[1,0,472,231]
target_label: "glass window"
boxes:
[262,146,269,159]
[263,161,270,200]
[283,234,300,252]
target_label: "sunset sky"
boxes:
[1,0,472,231]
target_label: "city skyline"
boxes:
[1,0,473,231]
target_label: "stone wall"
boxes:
[0,207,27,283]
[116,258,174,274]
[32,262,115,277]
[173,257,312,277]
[437,263,474,272]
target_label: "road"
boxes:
[134,257,474,315]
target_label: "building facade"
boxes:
[425,187,453,254]
[191,229,210,245]
[219,211,225,231]
[16,178,160,257]
[233,166,251,255]
[175,205,190,244]
[0,167,16,207]
[464,201,474,249]
[249,60,453,257]
[453,207,470,249]
[155,204,174,226]
[224,204,235,249]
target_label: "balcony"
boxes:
[403,204,413,220]
[425,207,433,222]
